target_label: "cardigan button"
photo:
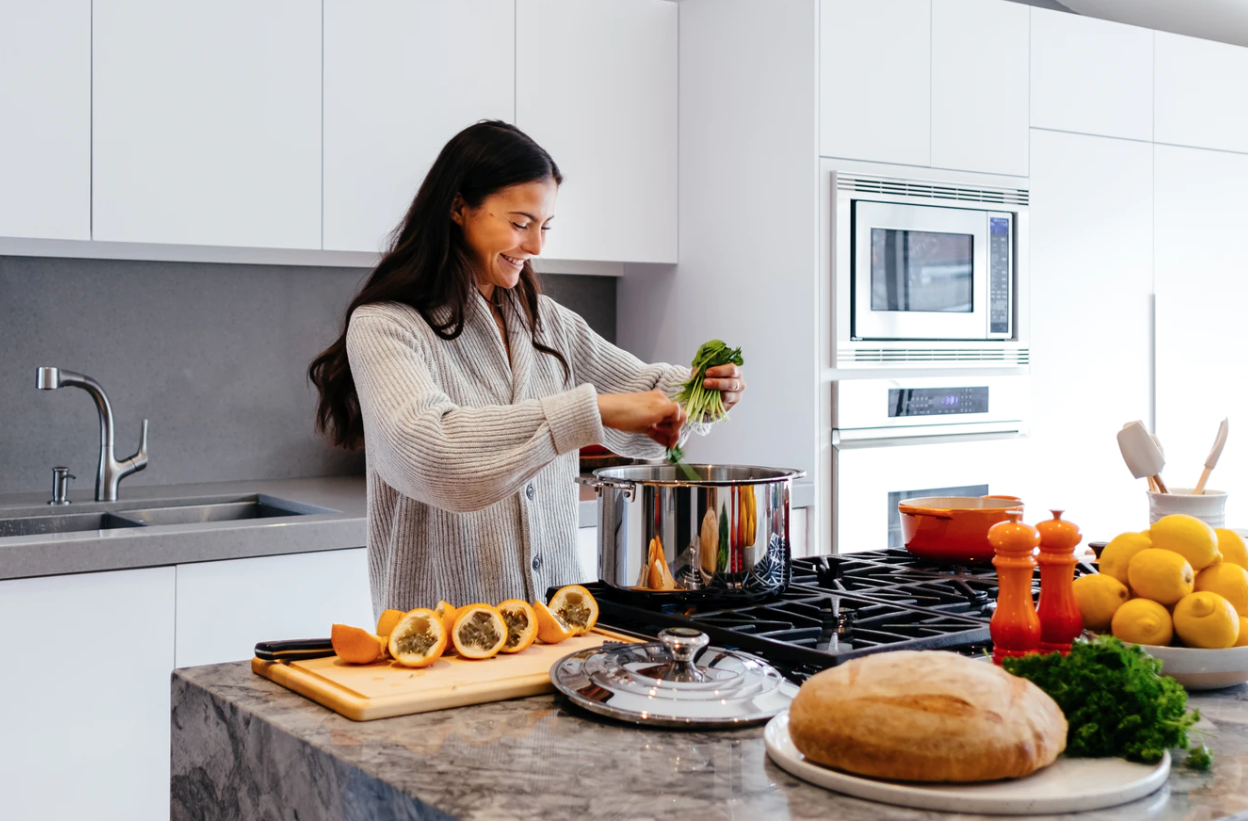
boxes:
[531,554,542,572]
[526,484,535,500]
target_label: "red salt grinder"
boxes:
[989,510,1041,665]
[1036,509,1084,655]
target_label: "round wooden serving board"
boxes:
[764,711,1169,815]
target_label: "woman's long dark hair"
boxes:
[309,120,567,449]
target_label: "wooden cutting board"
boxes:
[252,628,639,721]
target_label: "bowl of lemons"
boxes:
[1074,517,1248,690]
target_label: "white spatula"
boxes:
[1193,418,1229,495]
[1118,421,1168,493]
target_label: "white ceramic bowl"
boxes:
[1140,643,1248,690]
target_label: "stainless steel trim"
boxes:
[833,430,1027,450]
[591,464,805,488]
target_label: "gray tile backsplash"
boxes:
[0,256,615,496]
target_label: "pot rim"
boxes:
[585,463,806,488]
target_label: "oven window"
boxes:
[887,485,989,548]
[871,229,974,313]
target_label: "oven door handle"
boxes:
[833,430,1026,449]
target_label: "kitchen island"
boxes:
[172,662,1248,821]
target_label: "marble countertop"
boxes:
[172,661,1248,821]
[1,475,816,581]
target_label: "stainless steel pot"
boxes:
[581,464,805,604]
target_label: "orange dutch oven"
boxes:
[898,495,1024,563]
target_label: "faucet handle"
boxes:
[128,419,149,473]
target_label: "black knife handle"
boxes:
[254,638,336,661]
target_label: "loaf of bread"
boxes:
[788,651,1067,782]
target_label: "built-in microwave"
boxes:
[833,173,1029,368]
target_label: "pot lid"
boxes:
[550,627,798,727]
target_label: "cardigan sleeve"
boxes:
[347,310,604,512]
[545,298,691,460]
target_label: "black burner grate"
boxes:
[572,548,1094,684]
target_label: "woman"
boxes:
[310,121,745,615]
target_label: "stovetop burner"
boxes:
[570,548,1095,684]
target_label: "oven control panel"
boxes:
[989,216,1011,336]
[888,386,989,417]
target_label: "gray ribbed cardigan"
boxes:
[345,293,687,616]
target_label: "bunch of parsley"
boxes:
[1002,636,1200,765]
[665,340,745,480]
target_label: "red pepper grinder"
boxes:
[989,510,1041,665]
[1036,509,1084,655]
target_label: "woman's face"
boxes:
[453,177,558,294]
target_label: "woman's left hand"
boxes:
[702,364,746,412]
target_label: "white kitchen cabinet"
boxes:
[1155,32,1248,154]
[1026,129,1153,540]
[930,0,1029,176]
[0,567,175,821]
[0,0,90,241]
[323,0,515,254]
[1030,9,1153,142]
[92,1,321,248]
[576,526,598,583]
[516,0,677,263]
[1155,144,1248,524]
[819,0,931,166]
[175,548,373,668]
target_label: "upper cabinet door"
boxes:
[819,0,931,166]
[0,1,90,240]
[931,0,1029,176]
[323,1,515,254]
[517,0,677,263]
[1154,144,1248,520]
[1030,9,1153,142]
[1155,32,1248,154]
[93,1,321,249]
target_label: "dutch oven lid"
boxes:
[550,628,798,727]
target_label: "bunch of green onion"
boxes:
[666,340,744,480]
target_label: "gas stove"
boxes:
[573,548,1097,684]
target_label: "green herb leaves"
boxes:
[672,340,744,425]
[1002,636,1200,765]
[664,340,745,469]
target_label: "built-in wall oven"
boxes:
[833,172,1029,368]
[831,375,1030,554]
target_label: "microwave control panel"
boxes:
[888,386,989,417]
[989,216,1011,335]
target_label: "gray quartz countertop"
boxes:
[0,475,816,581]
[0,476,369,581]
[172,661,1248,821]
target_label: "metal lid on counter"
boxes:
[550,627,798,728]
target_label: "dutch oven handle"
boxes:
[897,503,955,520]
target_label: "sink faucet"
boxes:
[36,367,149,502]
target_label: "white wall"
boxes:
[618,0,820,487]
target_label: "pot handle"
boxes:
[577,474,636,502]
[897,503,955,520]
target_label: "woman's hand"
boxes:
[598,390,687,448]
[702,364,746,413]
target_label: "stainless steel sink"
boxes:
[0,494,337,537]
[116,497,331,526]
[0,512,145,538]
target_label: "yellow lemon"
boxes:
[1098,532,1153,584]
[1072,574,1130,631]
[1150,514,1220,571]
[1216,529,1248,570]
[1194,562,1248,615]
[1127,548,1195,605]
[1173,592,1240,649]
[1111,598,1174,646]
